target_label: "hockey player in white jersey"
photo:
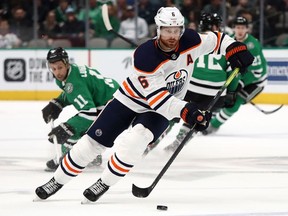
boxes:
[35,7,254,202]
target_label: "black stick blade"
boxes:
[132,184,151,198]
[262,104,283,114]
[250,101,284,115]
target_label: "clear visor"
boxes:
[46,62,53,73]
[46,59,68,73]
[160,26,182,37]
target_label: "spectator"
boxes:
[163,0,176,7]
[77,0,101,26]
[38,10,61,41]
[24,0,50,24]
[0,18,21,48]
[275,0,288,32]
[93,3,120,41]
[54,0,70,26]
[180,0,200,22]
[201,0,225,18]
[116,0,128,21]
[230,0,255,18]
[138,0,160,25]
[9,5,33,45]
[0,1,11,20]
[60,7,85,47]
[118,5,149,42]
[42,0,59,12]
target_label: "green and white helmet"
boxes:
[154,7,185,38]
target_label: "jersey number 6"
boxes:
[138,76,149,89]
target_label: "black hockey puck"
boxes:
[157,205,168,211]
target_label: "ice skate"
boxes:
[143,121,177,156]
[35,177,63,200]
[45,154,66,172]
[164,128,188,152]
[164,139,181,152]
[45,158,59,172]
[82,178,109,202]
[90,154,102,166]
[201,124,219,135]
[143,141,159,156]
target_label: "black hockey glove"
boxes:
[42,99,63,123]
[48,123,74,144]
[180,103,212,131]
[225,41,254,75]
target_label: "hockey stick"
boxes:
[250,101,283,114]
[132,68,240,198]
[50,120,62,165]
[102,4,138,47]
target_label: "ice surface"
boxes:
[0,101,288,216]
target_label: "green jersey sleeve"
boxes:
[54,64,119,142]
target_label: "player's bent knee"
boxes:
[115,124,154,163]
[70,134,106,165]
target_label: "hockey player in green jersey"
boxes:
[202,16,267,135]
[42,47,119,170]
[148,13,240,153]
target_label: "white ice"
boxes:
[0,101,288,216]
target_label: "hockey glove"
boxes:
[42,99,63,123]
[180,103,212,131]
[225,41,254,75]
[48,123,74,144]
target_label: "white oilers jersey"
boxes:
[114,29,235,120]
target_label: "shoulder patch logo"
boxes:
[64,83,73,93]
[247,41,254,50]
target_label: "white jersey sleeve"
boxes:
[198,31,236,56]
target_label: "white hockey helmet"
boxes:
[154,7,185,38]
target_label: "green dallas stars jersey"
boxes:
[188,53,239,97]
[55,63,119,143]
[209,34,268,129]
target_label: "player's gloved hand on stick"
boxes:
[42,99,63,123]
[225,41,254,75]
[180,103,212,131]
[48,123,74,144]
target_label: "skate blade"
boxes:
[33,196,43,202]
[81,197,93,205]
[44,168,57,172]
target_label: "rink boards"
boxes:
[0,48,287,104]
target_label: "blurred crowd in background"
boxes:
[0,0,287,49]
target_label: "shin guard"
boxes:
[101,124,154,186]
[54,134,106,185]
